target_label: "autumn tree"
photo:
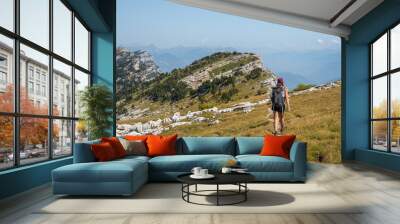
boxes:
[392,99,400,143]
[372,99,400,143]
[0,85,59,152]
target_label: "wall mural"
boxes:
[116,0,341,163]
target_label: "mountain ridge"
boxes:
[120,44,340,86]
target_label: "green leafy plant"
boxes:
[80,84,113,140]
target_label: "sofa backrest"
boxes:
[73,139,100,163]
[74,136,300,160]
[177,137,236,155]
[235,137,264,155]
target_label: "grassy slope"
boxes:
[161,86,341,163]
[119,73,271,124]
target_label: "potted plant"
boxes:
[79,84,113,140]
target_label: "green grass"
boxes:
[161,86,341,163]
[209,56,257,76]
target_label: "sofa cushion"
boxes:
[147,135,178,157]
[101,137,127,158]
[260,135,296,159]
[236,155,293,172]
[177,137,236,155]
[149,154,235,172]
[115,155,150,163]
[120,139,147,156]
[53,158,148,183]
[91,142,118,162]
[236,137,263,155]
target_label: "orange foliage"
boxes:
[373,99,400,140]
[0,85,59,149]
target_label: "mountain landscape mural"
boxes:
[116,0,342,163]
[116,48,341,163]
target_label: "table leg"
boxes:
[187,184,190,202]
[195,184,198,192]
[217,184,219,206]
[181,184,183,199]
[245,183,247,201]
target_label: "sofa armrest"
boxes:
[73,140,100,163]
[289,141,307,181]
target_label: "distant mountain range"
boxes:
[260,50,340,88]
[121,44,340,89]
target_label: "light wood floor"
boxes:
[1,162,400,224]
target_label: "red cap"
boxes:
[277,77,284,84]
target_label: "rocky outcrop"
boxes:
[181,53,269,89]
[116,48,161,99]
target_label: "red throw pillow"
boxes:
[260,135,296,159]
[146,135,178,157]
[101,137,127,158]
[91,142,117,161]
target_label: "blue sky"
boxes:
[117,0,340,52]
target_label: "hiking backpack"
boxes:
[271,86,285,107]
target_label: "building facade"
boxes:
[0,41,74,154]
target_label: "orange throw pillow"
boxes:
[91,142,117,162]
[101,137,127,158]
[146,135,178,157]
[260,135,296,159]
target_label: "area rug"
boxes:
[37,183,362,214]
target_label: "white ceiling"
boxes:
[228,0,352,22]
[170,0,384,38]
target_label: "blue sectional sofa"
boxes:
[52,137,307,196]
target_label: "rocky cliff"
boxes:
[117,51,279,123]
[116,48,161,99]
[181,52,269,89]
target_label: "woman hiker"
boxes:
[271,77,290,135]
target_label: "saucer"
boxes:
[190,174,215,179]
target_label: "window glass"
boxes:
[391,120,400,153]
[0,0,14,31]
[53,59,72,117]
[19,117,49,165]
[53,0,72,60]
[74,18,89,70]
[391,72,400,118]
[372,121,388,151]
[20,44,49,115]
[75,120,88,143]
[20,0,49,49]
[372,76,387,119]
[391,24,400,70]
[0,116,13,170]
[53,119,72,157]
[0,0,93,168]
[372,33,387,76]
[0,34,13,112]
[74,69,89,118]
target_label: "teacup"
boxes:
[191,167,202,176]
[199,169,208,176]
[221,167,232,174]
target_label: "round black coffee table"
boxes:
[177,173,255,206]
